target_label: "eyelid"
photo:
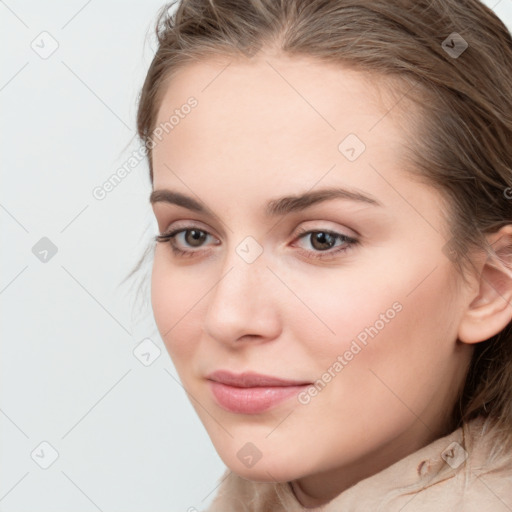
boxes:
[153,206,228,240]
[293,220,359,239]
[159,219,218,237]
[293,226,356,243]
[158,220,356,243]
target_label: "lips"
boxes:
[206,370,312,414]
[206,370,311,387]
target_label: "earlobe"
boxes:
[458,225,512,345]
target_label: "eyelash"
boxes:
[155,225,359,261]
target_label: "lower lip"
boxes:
[208,381,309,414]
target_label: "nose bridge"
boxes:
[203,241,281,343]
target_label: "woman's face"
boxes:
[150,53,475,496]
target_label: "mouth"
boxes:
[206,370,312,414]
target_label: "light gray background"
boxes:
[1,1,511,511]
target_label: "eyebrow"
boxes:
[149,186,382,217]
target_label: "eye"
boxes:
[293,228,359,260]
[174,229,208,247]
[155,225,359,260]
[155,226,218,257]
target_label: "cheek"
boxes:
[281,260,460,457]
[297,246,455,353]
[150,251,205,361]
[282,264,404,364]
[287,250,459,401]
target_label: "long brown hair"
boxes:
[136,0,512,448]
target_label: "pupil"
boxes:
[186,230,206,247]
[312,232,335,250]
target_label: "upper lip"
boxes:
[206,370,311,388]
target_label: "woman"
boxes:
[135,0,512,509]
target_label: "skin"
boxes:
[148,52,511,507]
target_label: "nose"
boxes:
[202,252,282,346]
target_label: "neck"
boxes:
[287,415,452,508]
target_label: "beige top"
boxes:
[205,416,512,511]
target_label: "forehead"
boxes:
[151,53,440,222]
[153,53,399,153]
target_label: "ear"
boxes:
[458,225,512,344]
